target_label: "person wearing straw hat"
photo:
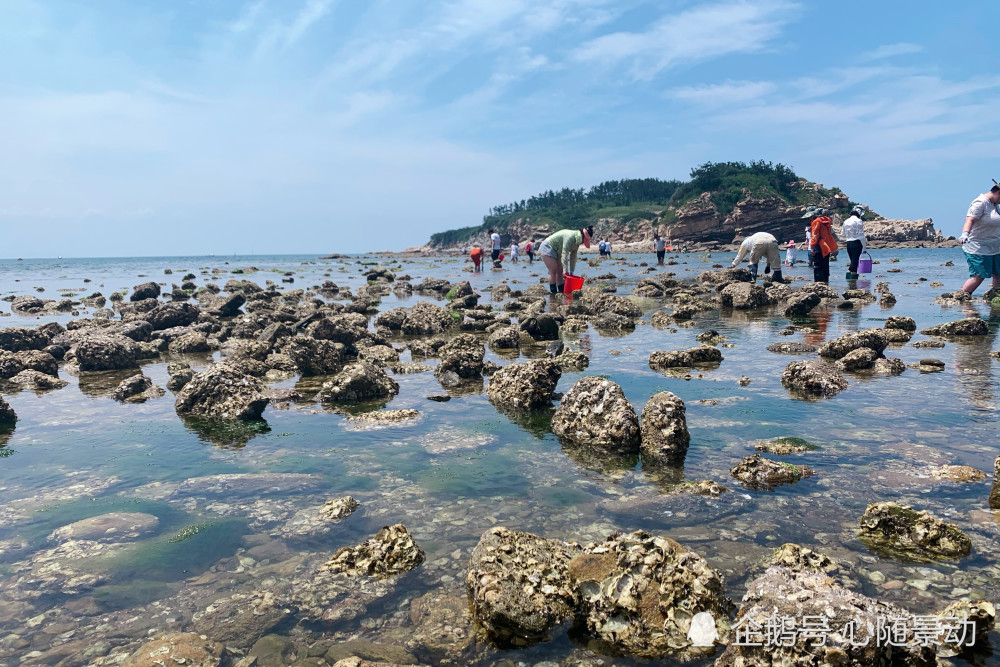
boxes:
[538,225,593,294]
[841,205,868,280]
[731,231,783,282]
[959,179,1000,295]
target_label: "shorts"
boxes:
[965,251,1000,279]
[656,250,665,262]
[491,249,501,261]
[538,241,558,260]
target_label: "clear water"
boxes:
[0,250,998,665]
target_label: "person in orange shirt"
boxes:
[470,246,483,272]
[805,207,838,283]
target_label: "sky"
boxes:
[1,0,997,257]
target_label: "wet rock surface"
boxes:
[570,530,733,659]
[551,377,640,452]
[648,346,723,369]
[322,524,424,579]
[920,317,989,336]
[780,360,848,397]
[731,454,814,491]
[320,361,400,403]
[858,501,972,561]
[817,328,888,359]
[486,359,561,411]
[112,374,165,402]
[465,526,581,646]
[175,362,269,419]
[640,391,690,464]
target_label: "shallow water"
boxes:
[0,249,998,665]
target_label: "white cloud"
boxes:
[859,42,922,62]
[573,0,800,80]
[229,0,266,33]
[671,80,777,105]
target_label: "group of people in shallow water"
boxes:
[465,179,1000,295]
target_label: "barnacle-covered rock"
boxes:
[551,377,640,452]
[731,454,813,491]
[858,501,971,561]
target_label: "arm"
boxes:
[731,242,749,267]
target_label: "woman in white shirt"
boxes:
[841,206,867,279]
[960,181,1000,295]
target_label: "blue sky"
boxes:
[1,0,997,256]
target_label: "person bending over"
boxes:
[538,225,593,294]
[731,231,783,282]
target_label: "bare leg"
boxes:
[542,255,563,292]
[963,276,985,294]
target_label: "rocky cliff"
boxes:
[413,184,947,254]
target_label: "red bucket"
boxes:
[563,274,584,293]
[858,252,873,274]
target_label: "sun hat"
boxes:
[788,240,796,246]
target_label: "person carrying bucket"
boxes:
[538,225,593,294]
[841,205,868,280]
[805,207,837,283]
[730,231,783,282]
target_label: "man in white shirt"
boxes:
[654,234,667,264]
[488,229,502,262]
[731,231,783,282]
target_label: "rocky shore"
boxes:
[0,250,997,666]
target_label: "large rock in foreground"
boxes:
[780,361,847,397]
[570,531,733,659]
[921,317,989,337]
[640,391,690,464]
[486,359,561,411]
[466,526,582,646]
[319,362,399,403]
[174,363,269,420]
[551,377,640,452]
[858,501,971,561]
[715,565,934,666]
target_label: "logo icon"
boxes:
[688,612,719,647]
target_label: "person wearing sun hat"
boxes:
[805,207,837,283]
[785,239,798,267]
[959,179,1000,295]
[841,205,868,280]
[538,225,593,294]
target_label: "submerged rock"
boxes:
[122,632,223,667]
[765,341,817,354]
[551,377,640,452]
[753,437,818,455]
[486,359,561,411]
[782,292,821,318]
[598,482,752,528]
[731,454,813,491]
[570,531,733,659]
[648,346,723,369]
[640,391,690,464]
[858,501,971,561]
[49,512,159,543]
[322,524,424,579]
[112,374,165,402]
[835,347,877,371]
[8,369,68,391]
[465,526,582,646]
[174,362,269,420]
[780,361,848,397]
[817,328,888,360]
[921,317,989,336]
[554,350,590,372]
[319,361,399,403]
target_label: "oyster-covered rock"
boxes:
[858,501,971,561]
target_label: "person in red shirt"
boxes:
[805,208,838,283]
[470,246,483,272]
